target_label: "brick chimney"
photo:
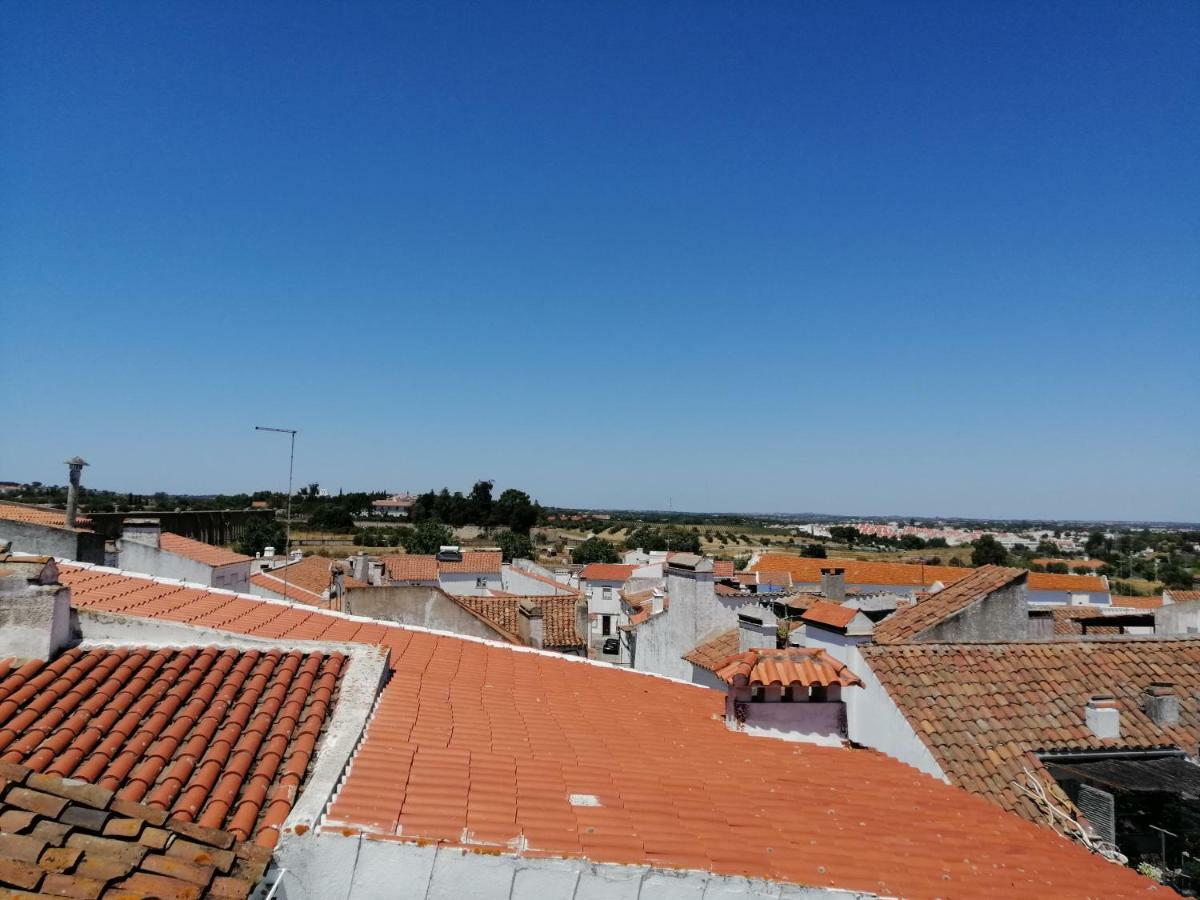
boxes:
[1085,695,1121,739]
[820,567,846,602]
[518,600,544,648]
[1142,683,1179,727]
[0,555,72,661]
[64,457,88,530]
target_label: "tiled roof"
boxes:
[0,645,344,848]
[1026,571,1107,592]
[712,560,735,578]
[714,582,742,597]
[578,563,637,582]
[159,532,252,568]
[871,566,1027,644]
[381,555,439,582]
[1111,594,1165,609]
[1034,558,1107,570]
[249,573,326,607]
[440,551,502,574]
[754,554,965,588]
[862,638,1200,826]
[681,629,739,672]
[0,503,91,531]
[800,600,859,631]
[1166,590,1200,603]
[0,760,268,898]
[1050,607,1148,636]
[715,647,864,688]
[455,595,583,648]
[56,565,1162,897]
[252,557,368,606]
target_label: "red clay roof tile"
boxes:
[158,534,251,568]
[800,600,860,630]
[715,647,863,688]
[56,564,1163,898]
[578,564,637,582]
[681,629,740,672]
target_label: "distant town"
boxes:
[1,458,1198,897]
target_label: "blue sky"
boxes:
[1,2,1197,521]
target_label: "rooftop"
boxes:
[870,565,1026,644]
[715,647,864,688]
[54,563,1163,897]
[800,600,860,631]
[0,645,345,848]
[0,502,91,531]
[251,556,368,607]
[159,532,252,568]
[577,563,637,582]
[0,760,269,898]
[381,552,502,578]
[681,628,739,672]
[455,595,584,648]
[862,637,1200,826]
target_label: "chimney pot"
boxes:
[518,600,544,648]
[820,568,846,603]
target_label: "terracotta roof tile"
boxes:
[440,551,502,574]
[712,560,735,578]
[800,600,859,630]
[1026,571,1107,592]
[1111,594,1165,610]
[862,638,1200,828]
[251,557,368,606]
[715,647,863,688]
[159,533,252,568]
[872,566,1027,644]
[754,554,966,588]
[682,629,740,672]
[454,595,583,648]
[1166,590,1200,603]
[578,564,637,582]
[0,761,265,897]
[0,503,91,531]
[0,646,344,849]
[57,565,1163,898]
[380,555,439,581]
[1034,558,1108,570]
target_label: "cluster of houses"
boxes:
[1,494,1199,896]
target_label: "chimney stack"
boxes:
[120,518,162,549]
[1142,683,1179,727]
[1085,695,1121,739]
[518,600,544,648]
[821,567,846,602]
[0,555,73,661]
[64,457,88,530]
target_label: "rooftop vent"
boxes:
[1085,695,1121,740]
[820,567,846,603]
[436,545,463,562]
[1142,683,1179,727]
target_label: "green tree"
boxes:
[925,537,948,548]
[971,535,1009,566]
[573,536,619,565]
[899,534,926,550]
[829,526,861,546]
[496,489,539,534]
[801,543,828,558]
[401,521,455,555]
[235,517,287,557]
[496,530,534,563]
[468,480,494,524]
[307,505,355,532]
[1036,539,1059,556]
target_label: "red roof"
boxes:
[159,532,251,567]
[1026,571,1107,592]
[54,564,1163,898]
[0,645,344,849]
[800,600,860,630]
[681,629,740,672]
[1166,590,1200,603]
[578,563,637,582]
[1111,594,1165,609]
[754,554,965,588]
[715,647,863,688]
[712,560,735,578]
[381,555,439,581]
[0,503,91,531]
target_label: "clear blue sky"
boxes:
[2,2,1197,521]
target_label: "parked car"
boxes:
[601,638,620,655]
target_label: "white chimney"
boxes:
[120,518,162,549]
[651,589,664,615]
[1085,695,1121,739]
[0,556,72,662]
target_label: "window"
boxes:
[602,615,612,636]
[476,577,487,589]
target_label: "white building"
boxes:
[117,518,251,591]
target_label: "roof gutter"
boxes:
[1037,748,1187,763]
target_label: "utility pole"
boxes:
[256,426,297,606]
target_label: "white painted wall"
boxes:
[842,646,947,781]
[439,572,503,596]
[118,541,250,591]
[272,831,871,899]
[1029,589,1110,606]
